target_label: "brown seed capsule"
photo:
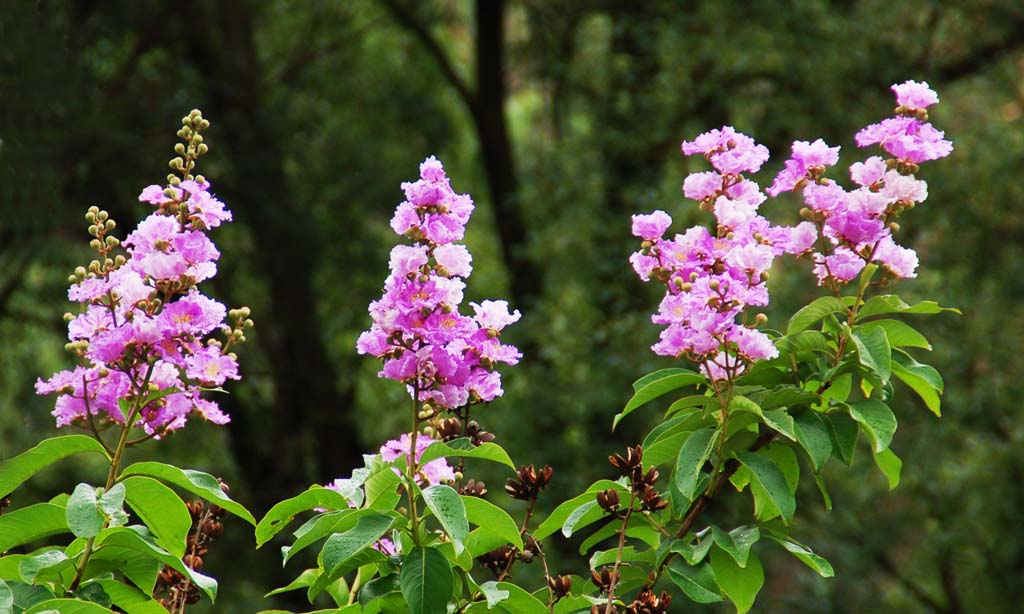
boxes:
[183,554,204,571]
[590,566,621,591]
[203,519,224,539]
[608,445,643,476]
[625,588,672,614]
[505,465,553,500]
[548,574,573,599]
[477,545,516,576]
[596,488,620,513]
[437,417,462,441]
[186,500,205,520]
[0,496,10,512]
[639,486,668,512]
[460,479,488,498]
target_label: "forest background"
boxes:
[1,1,1022,612]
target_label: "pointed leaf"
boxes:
[765,534,834,577]
[674,428,717,502]
[857,295,960,319]
[616,369,707,428]
[736,452,795,524]
[66,483,104,538]
[421,485,468,542]
[0,436,110,499]
[793,411,832,472]
[827,413,859,465]
[858,319,931,349]
[710,545,764,614]
[849,400,897,453]
[24,600,117,614]
[788,297,847,334]
[711,525,760,568]
[892,352,943,416]
[83,579,168,614]
[122,476,191,558]
[320,513,395,576]
[462,496,523,551]
[255,486,350,547]
[418,440,514,469]
[667,560,723,604]
[119,462,254,526]
[0,503,68,553]
[399,547,452,614]
[851,327,891,383]
[873,448,903,490]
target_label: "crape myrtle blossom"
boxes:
[36,161,249,435]
[630,128,807,381]
[783,80,951,287]
[357,156,521,411]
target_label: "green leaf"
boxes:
[462,496,523,551]
[759,386,822,410]
[119,462,255,526]
[616,369,707,429]
[764,534,834,577]
[736,452,795,524]
[472,582,546,614]
[93,526,217,602]
[792,411,832,472]
[255,486,350,547]
[83,579,168,614]
[320,513,395,576]
[86,546,160,594]
[667,560,723,604]
[775,330,831,356]
[873,448,903,490]
[5,581,54,612]
[710,545,764,614]
[421,485,469,543]
[671,531,714,565]
[122,476,191,558]
[827,413,859,465]
[849,400,897,453]
[477,581,509,608]
[851,326,891,383]
[99,483,128,528]
[418,440,515,469]
[674,428,717,502]
[532,480,624,540]
[858,319,931,350]
[0,579,11,614]
[358,573,401,606]
[0,436,110,499]
[788,297,847,335]
[857,295,960,320]
[265,568,318,597]
[761,409,797,441]
[665,395,712,417]
[892,352,943,416]
[283,510,361,564]
[561,500,599,538]
[711,525,760,568]
[0,504,68,553]
[399,547,452,614]
[66,483,104,539]
[24,600,117,614]
[18,550,70,584]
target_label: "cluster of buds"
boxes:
[625,589,672,614]
[154,483,228,610]
[505,465,553,501]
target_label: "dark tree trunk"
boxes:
[183,0,364,512]
[473,0,542,309]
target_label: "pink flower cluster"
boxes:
[631,129,809,380]
[631,81,951,379]
[357,156,521,409]
[769,80,951,285]
[36,181,242,435]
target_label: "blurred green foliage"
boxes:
[1,0,1022,611]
